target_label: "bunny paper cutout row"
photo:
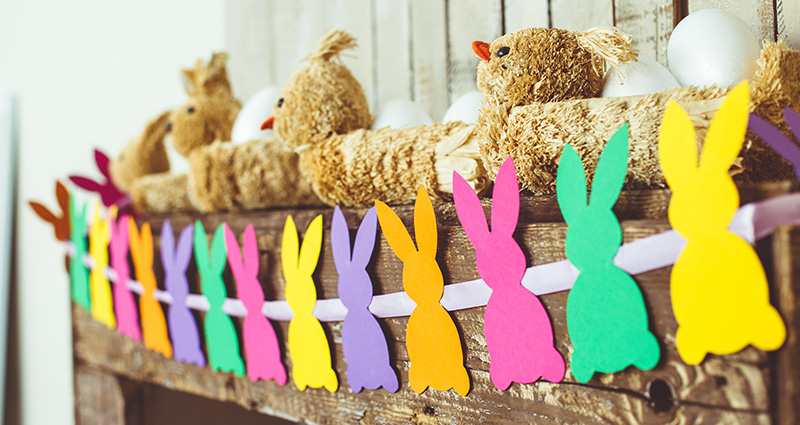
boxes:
[376,186,470,396]
[331,206,399,393]
[225,223,286,384]
[659,82,785,365]
[283,215,338,392]
[453,157,565,390]
[557,123,660,383]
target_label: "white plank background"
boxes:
[226,0,794,116]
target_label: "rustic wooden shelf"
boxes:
[73,183,799,424]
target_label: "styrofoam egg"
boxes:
[601,55,680,98]
[442,91,484,124]
[231,86,280,143]
[372,99,433,131]
[667,9,761,88]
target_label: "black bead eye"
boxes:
[277,98,284,107]
[497,46,510,57]
[186,106,195,114]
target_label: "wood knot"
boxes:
[647,379,675,413]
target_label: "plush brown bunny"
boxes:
[108,110,172,193]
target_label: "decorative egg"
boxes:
[231,86,280,143]
[667,9,761,88]
[601,55,680,98]
[372,98,434,131]
[442,91,484,124]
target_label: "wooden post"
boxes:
[771,226,800,425]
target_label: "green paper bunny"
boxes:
[69,196,90,310]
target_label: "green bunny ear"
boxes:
[193,220,210,272]
[556,143,588,224]
[210,224,228,273]
[589,123,629,211]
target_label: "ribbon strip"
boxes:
[74,193,800,321]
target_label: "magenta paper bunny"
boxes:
[331,206,399,393]
[453,157,565,390]
[224,224,287,384]
[109,212,141,341]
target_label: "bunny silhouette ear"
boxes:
[140,222,154,266]
[375,200,417,262]
[95,149,112,178]
[175,224,195,271]
[298,215,324,274]
[113,214,130,252]
[69,176,103,193]
[161,219,176,267]
[193,221,210,269]
[556,143,589,224]
[29,201,58,225]
[453,170,490,244]
[413,186,438,257]
[589,123,629,211]
[700,82,750,173]
[331,206,352,271]
[241,225,260,276]
[128,218,153,266]
[659,100,698,189]
[351,207,378,269]
[210,224,228,273]
[224,224,244,279]
[56,181,69,211]
[490,157,520,236]
[282,216,300,276]
[748,110,800,180]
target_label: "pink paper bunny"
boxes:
[109,212,141,341]
[453,157,565,390]
[225,224,287,384]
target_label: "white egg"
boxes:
[372,99,434,131]
[667,9,761,88]
[601,55,680,98]
[230,86,280,144]
[442,91,484,124]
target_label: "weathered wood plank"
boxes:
[550,0,614,31]
[687,0,776,41]
[502,0,549,34]
[373,0,412,109]
[410,0,450,120]
[74,367,126,425]
[771,226,800,425]
[776,0,800,50]
[614,0,676,65]
[446,0,503,102]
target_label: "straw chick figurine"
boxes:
[473,27,800,194]
[263,29,489,207]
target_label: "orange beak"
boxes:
[260,116,274,130]
[472,41,491,62]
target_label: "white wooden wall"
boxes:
[226,0,800,120]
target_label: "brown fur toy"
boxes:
[270,29,489,207]
[474,27,800,194]
[108,110,172,193]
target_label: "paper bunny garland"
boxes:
[89,203,115,328]
[109,211,141,341]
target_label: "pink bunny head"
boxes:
[69,149,131,211]
[332,206,377,311]
[454,157,525,289]
[225,224,265,312]
[160,220,195,300]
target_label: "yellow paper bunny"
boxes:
[659,82,786,365]
[89,203,115,328]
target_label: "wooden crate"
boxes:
[72,183,799,424]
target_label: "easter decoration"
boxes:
[69,196,90,310]
[453,157,565,390]
[473,24,800,196]
[659,82,786,365]
[283,215,338,392]
[109,210,141,341]
[225,224,287,384]
[331,206,399,393]
[195,223,245,376]
[70,150,133,213]
[88,203,115,328]
[161,220,205,367]
[557,123,660,382]
[376,187,470,396]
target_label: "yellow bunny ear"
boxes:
[659,100,699,189]
[700,81,750,173]
[282,215,300,279]
[298,215,324,275]
[413,186,438,258]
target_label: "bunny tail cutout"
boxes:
[577,27,638,79]
[306,29,357,62]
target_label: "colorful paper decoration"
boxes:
[748,107,800,179]
[69,196,91,310]
[68,149,131,211]
[29,181,71,242]
[109,210,141,341]
[659,82,786,365]
[331,206,399,393]
[557,123,660,382]
[195,222,244,376]
[162,220,205,367]
[129,218,173,358]
[89,203,115,328]
[225,223,286,384]
[283,215,338,392]
[375,186,470,396]
[453,158,565,390]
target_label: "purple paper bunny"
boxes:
[109,213,141,341]
[161,220,206,367]
[224,224,287,384]
[332,206,399,393]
